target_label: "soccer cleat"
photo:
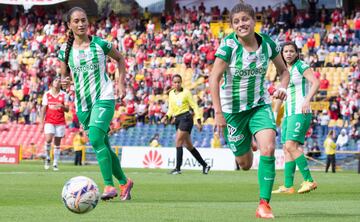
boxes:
[120,178,134,201]
[255,199,275,219]
[203,165,211,174]
[272,185,295,194]
[53,165,59,171]
[298,181,317,194]
[44,159,50,170]
[169,169,182,175]
[101,186,118,201]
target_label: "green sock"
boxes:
[104,134,127,185]
[258,156,276,202]
[295,154,313,182]
[284,161,296,188]
[89,127,114,186]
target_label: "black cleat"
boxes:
[203,165,211,174]
[169,169,182,175]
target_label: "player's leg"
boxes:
[170,119,183,174]
[52,125,65,171]
[250,105,276,219]
[43,123,55,170]
[273,117,295,194]
[104,134,133,200]
[284,114,316,193]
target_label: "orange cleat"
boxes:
[256,199,274,219]
[119,178,134,201]
[272,185,295,194]
[298,181,318,194]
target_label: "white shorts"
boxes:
[44,123,66,137]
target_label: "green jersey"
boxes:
[58,36,114,112]
[285,60,310,117]
[215,32,280,113]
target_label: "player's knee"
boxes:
[88,127,105,148]
[261,143,275,156]
[236,159,252,171]
[284,141,297,153]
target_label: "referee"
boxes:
[161,74,211,175]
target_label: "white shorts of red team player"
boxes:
[44,123,65,137]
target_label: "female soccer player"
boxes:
[40,77,69,171]
[272,42,319,194]
[161,74,211,175]
[209,2,289,219]
[58,7,133,201]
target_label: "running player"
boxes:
[58,7,133,201]
[40,77,69,171]
[272,42,319,194]
[209,2,289,219]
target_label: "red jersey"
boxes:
[42,90,69,125]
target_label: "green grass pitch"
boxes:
[1,161,360,222]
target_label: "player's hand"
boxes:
[61,76,71,88]
[302,100,311,114]
[273,87,287,101]
[118,84,126,100]
[214,112,226,136]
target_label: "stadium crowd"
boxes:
[0,1,360,152]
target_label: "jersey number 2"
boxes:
[294,122,301,133]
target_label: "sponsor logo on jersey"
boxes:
[233,67,266,77]
[226,39,237,48]
[216,49,227,56]
[227,124,244,142]
[72,63,99,74]
[246,54,258,62]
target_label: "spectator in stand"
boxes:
[319,109,330,137]
[309,141,321,158]
[354,12,360,40]
[319,74,329,96]
[336,128,349,151]
[341,100,352,128]
[307,34,316,54]
[135,100,147,124]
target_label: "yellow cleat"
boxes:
[272,185,295,194]
[297,181,317,194]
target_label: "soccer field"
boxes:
[1,161,360,222]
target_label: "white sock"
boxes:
[53,146,60,166]
[44,143,51,161]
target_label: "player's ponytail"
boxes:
[64,30,74,73]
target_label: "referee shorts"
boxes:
[174,112,193,133]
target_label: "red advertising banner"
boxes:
[0,145,20,164]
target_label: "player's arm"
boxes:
[209,58,228,133]
[302,68,320,113]
[108,46,126,99]
[272,54,290,101]
[162,93,173,124]
[62,94,70,112]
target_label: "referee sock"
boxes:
[258,156,275,202]
[190,147,207,167]
[176,147,183,171]
[284,161,296,188]
[105,134,127,185]
[295,154,313,182]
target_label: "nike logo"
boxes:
[304,167,309,171]
[96,148,106,153]
[264,177,274,181]
[293,134,299,137]
[95,120,104,123]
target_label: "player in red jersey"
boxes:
[40,77,69,170]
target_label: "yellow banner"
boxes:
[310,101,329,111]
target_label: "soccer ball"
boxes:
[61,176,100,214]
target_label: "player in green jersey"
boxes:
[59,7,133,201]
[272,42,319,194]
[209,2,290,219]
